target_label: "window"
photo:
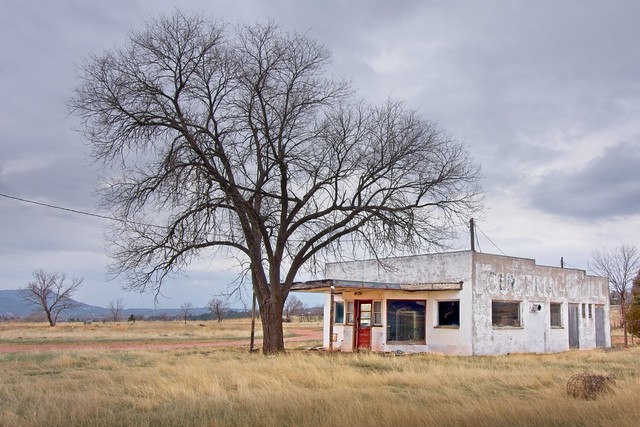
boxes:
[346,301,355,324]
[582,304,586,318]
[437,301,460,327]
[373,301,382,325]
[588,304,593,319]
[334,302,344,324]
[550,303,562,328]
[492,301,521,327]
[387,300,426,343]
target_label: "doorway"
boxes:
[568,303,580,349]
[355,300,372,351]
[595,305,606,348]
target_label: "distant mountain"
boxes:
[0,289,212,321]
[0,289,34,317]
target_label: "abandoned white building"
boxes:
[292,250,611,355]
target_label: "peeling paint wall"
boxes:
[325,251,473,285]
[325,252,474,355]
[321,251,610,355]
[472,252,610,355]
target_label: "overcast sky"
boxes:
[1,1,639,309]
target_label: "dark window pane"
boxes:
[438,301,460,327]
[492,301,520,327]
[386,300,426,343]
[335,302,344,324]
[550,303,562,327]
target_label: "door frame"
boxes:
[594,305,606,348]
[568,303,580,349]
[354,300,373,351]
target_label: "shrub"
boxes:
[566,372,616,400]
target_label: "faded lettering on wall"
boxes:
[477,267,606,300]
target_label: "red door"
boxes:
[355,300,372,351]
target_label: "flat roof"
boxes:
[290,279,463,293]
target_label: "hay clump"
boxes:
[566,372,616,400]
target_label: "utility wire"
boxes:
[2,191,485,247]
[475,229,482,253]
[0,192,115,221]
[475,222,507,256]
[0,192,164,229]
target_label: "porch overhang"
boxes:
[290,279,464,293]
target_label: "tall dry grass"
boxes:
[1,344,639,426]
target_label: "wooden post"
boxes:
[329,285,335,351]
[249,289,257,352]
[470,218,476,252]
[561,257,564,268]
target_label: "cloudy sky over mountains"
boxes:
[1,1,639,308]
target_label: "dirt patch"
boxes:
[0,327,322,354]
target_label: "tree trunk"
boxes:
[45,309,55,327]
[259,297,285,355]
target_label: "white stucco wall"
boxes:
[325,251,472,285]
[325,252,474,355]
[471,252,610,355]
[320,251,610,355]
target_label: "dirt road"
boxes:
[0,327,322,353]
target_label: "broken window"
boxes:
[492,301,521,327]
[334,301,344,324]
[373,301,382,325]
[550,302,562,328]
[437,300,460,327]
[386,300,426,343]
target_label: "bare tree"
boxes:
[108,297,125,322]
[590,244,640,346]
[70,11,481,354]
[207,298,229,322]
[626,272,640,338]
[283,295,304,322]
[22,270,83,326]
[180,302,193,324]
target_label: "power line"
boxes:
[0,192,116,221]
[474,222,507,256]
[0,192,163,229]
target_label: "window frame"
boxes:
[373,301,382,325]
[491,300,521,328]
[436,300,460,328]
[386,299,427,344]
[346,301,355,324]
[549,302,562,328]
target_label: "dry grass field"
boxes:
[1,322,639,426]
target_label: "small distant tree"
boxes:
[22,270,83,326]
[283,295,304,322]
[207,298,229,322]
[180,302,193,324]
[590,244,640,346]
[108,297,125,322]
[625,272,640,338]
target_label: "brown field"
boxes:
[1,322,639,427]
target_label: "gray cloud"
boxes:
[2,0,640,307]
[530,142,640,219]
